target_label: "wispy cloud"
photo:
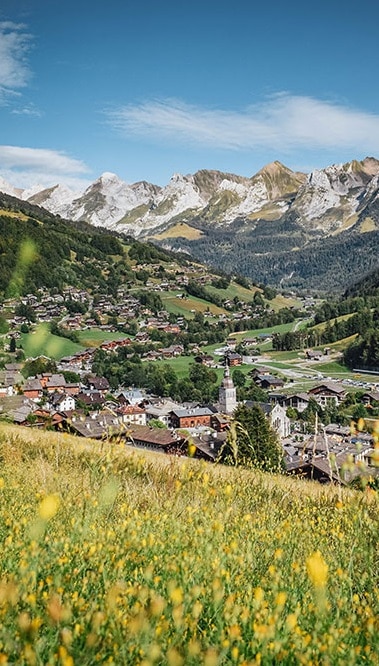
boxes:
[11,103,42,117]
[0,145,91,191]
[107,94,379,154]
[0,21,33,103]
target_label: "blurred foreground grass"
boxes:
[0,424,378,665]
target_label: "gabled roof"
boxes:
[308,383,345,395]
[86,376,110,390]
[170,407,214,418]
[256,374,284,385]
[126,425,183,448]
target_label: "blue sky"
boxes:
[1,0,379,191]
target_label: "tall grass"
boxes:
[0,424,378,664]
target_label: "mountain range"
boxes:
[1,156,379,291]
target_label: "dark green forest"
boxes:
[157,222,379,293]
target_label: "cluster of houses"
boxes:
[1,355,377,485]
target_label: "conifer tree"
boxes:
[219,403,284,472]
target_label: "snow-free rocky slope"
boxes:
[2,157,379,239]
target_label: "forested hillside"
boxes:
[0,192,183,298]
[159,223,379,292]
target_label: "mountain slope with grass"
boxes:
[0,423,378,664]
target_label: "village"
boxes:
[0,343,378,487]
[0,258,378,488]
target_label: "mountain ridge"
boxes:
[2,157,379,292]
[1,157,378,239]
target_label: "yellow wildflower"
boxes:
[39,494,60,521]
[306,551,328,588]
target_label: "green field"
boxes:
[20,324,83,360]
[315,361,351,375]
[232,320,304,341]
[206,281,259,303]
[0,423,378,665]
[77,328,129,347]
[20,326,130,361]
[270,293,304,312]
[153,355,195,378]
[161,291,227,318]
[267,350,304,361]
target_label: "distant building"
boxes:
[170,407,214,429]
[117,404,146,426]
[254,374,284,390]
[308,383,346,407]
[245,401,291,438]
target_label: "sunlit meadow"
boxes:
[0,424,378,665]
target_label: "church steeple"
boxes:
[219,359,237,414]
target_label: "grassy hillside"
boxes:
[20,324,83,360]
[0,424,378,664]
[161,291,227,318]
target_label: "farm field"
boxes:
[0,424,378,664]
[230,320,307,344]
[153,355,195,379]
[206,281,259,303]
[152,222,204,241]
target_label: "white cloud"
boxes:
[0,145,89,174]
[107,94,379,155]
[0,146,91,192]
[0,21,33,101]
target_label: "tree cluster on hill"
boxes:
[92,347,219,402]
[273,308,379,351]
[128,240,180,264]
[344,265,379,298]
[344,329,379,370]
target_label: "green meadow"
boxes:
[0,424,378,665]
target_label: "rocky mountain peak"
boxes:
[0,157,378,238]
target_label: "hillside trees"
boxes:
[344,329,379,370]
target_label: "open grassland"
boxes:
[152,223,204,241]
[20,325,83,361]
[161,292,227,317]
[0,424,378,665]
[154,356,195,379]
[231,321,302,341]
[206,282,259,303]
[269,294,304,312]
[315,361,351,375]
[266,350,304,362]
[0,210,30,221]
[77,329,129,348]
[20,326,128,360]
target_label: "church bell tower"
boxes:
[219,361,237,414]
